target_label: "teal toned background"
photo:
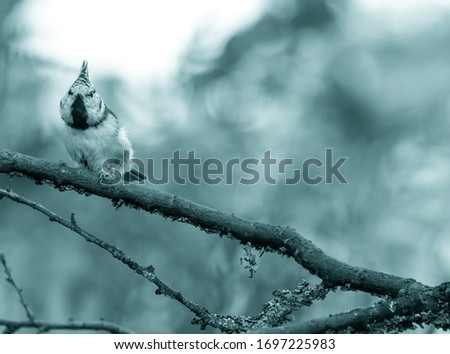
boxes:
[1,0,450,333]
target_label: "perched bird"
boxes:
[59,61,145,183]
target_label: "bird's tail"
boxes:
[124,168,146,183]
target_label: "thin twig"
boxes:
[0,188,236,332]
[0,188,335,332]
[0,319,131,334]
[0,254,36,323]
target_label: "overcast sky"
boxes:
[4,0,450,81]
[6,0,264,81]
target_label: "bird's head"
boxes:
[60,61,106,129]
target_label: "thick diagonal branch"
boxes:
[0,149,418,297]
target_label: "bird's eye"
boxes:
[68,90,73,96]
[88,91,95,97]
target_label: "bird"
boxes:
[59,61,146,183]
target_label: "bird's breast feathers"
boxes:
[63,122,133,173]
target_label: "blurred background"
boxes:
[1,0,450,333]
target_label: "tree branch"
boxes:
[0,254,36,324]
[2,187,329,332]
[0,187,229,331]
[0,252,130,334]
[0,148,418,298]
[0,319,131,334]
[255,282,450,333]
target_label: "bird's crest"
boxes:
[73,60,92,87]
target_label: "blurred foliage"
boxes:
[1,0,450,333]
